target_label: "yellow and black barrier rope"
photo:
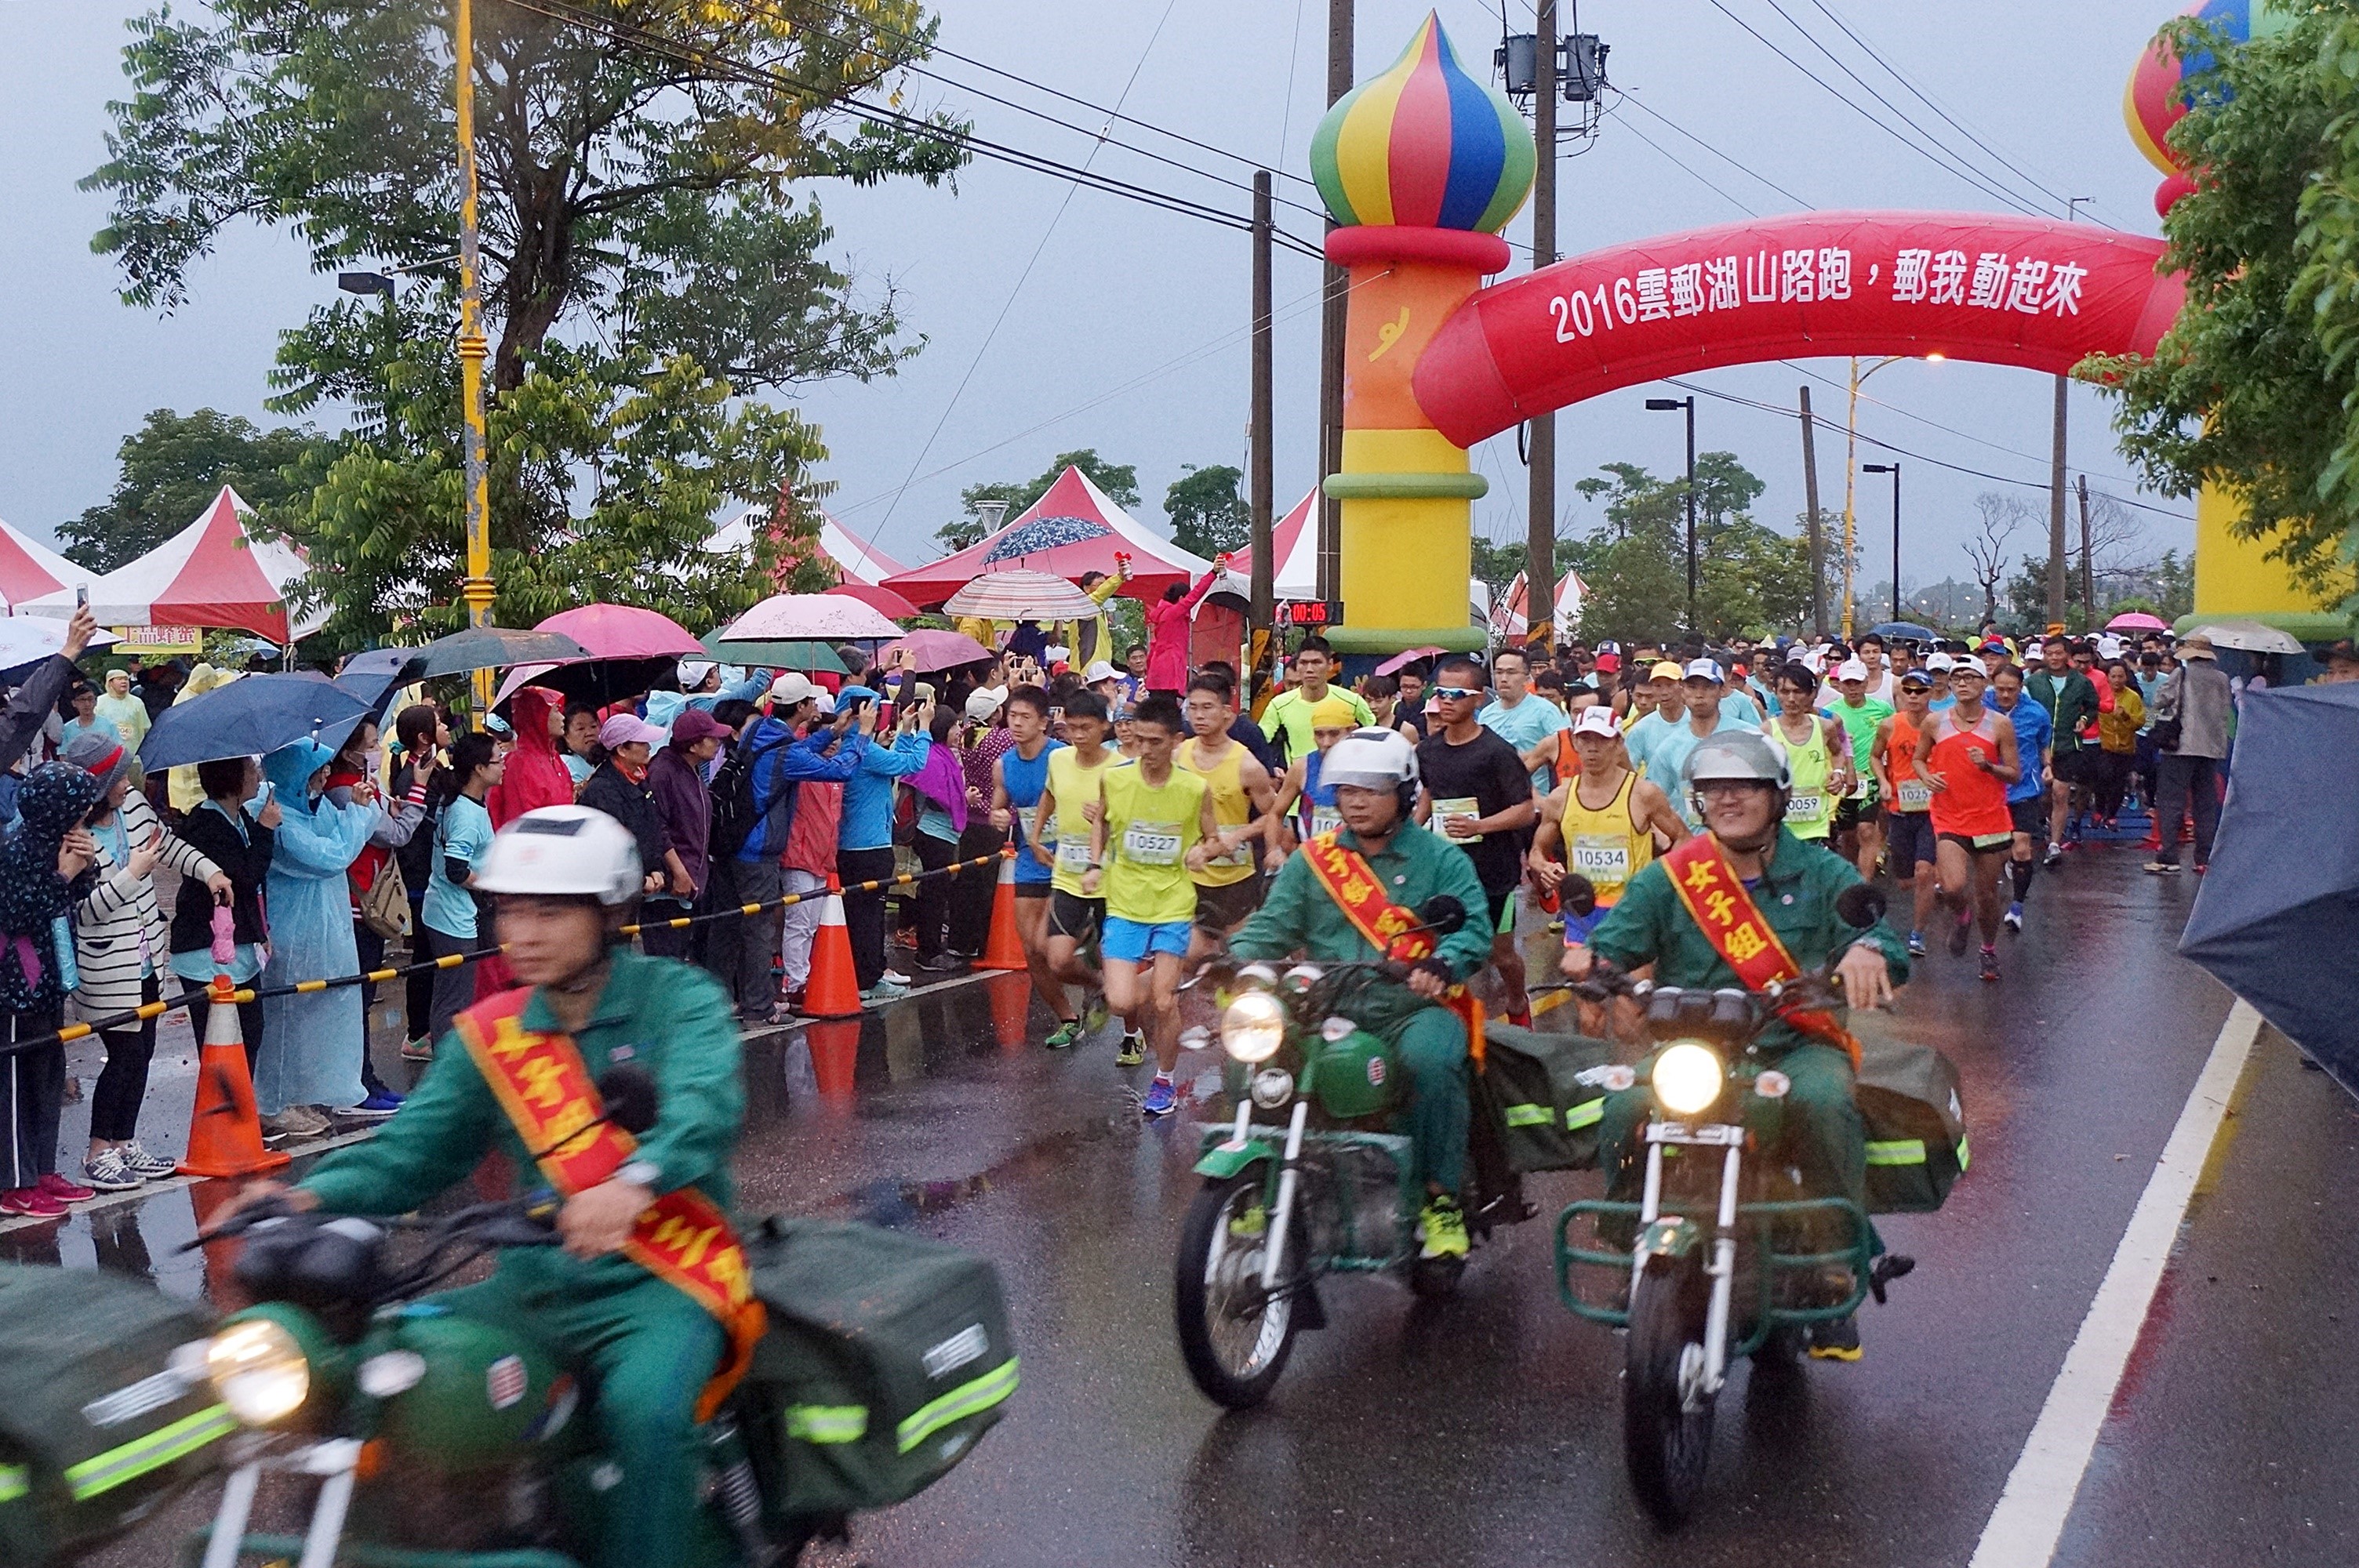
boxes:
[1,847,1016,1060]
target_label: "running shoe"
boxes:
[1947,903,1972,956]
[81,1149,144,1193]
[2143,859,2179,875]
[399,1037,435,1062]
[881,968,912,987]
[2003,902,2023,933]
[1083,994,1111,1033]
[860,981,910,1003]
[0,1187,65,1219]
[118,1142,178,1179]
[1115,1030,1147,1067]
[38,1173,96,1204]
[916,952,963,973]
[1906,930,1927,958]
[1043,1020,1081,1050]
[1979,946,2000,983]
[2194,862,2209,875]
[1808,1316,1863,1361]
[1418,1195,1470,1259]
[336,1092,403,1123]
[2042,843,2064,868]
[1140,1074,1178,1118]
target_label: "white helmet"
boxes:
[1683,730,1791,790]
[1321,726,1420,791]
[474,806,644,906]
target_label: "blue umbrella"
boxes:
[1870,621,1938,644]
[980,514,1110,563]
[2179,683,2359,1098]
[136,673,375,770]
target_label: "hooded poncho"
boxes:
[0,764,104,1013]
[256,738,374,1114]
[488,686,576,827]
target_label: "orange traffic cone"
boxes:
[184,1179,257,1312]
[801,883,865,1019]
[977,852,1028,972]
[176,978,290,1178]
[986,971,1032,1054]
[804,1018,862,1099]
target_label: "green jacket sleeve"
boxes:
[298,1044,502,1216]
[1229,852,1313,960]
[628,965,745,1196]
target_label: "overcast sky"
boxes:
[0,0,2190,606]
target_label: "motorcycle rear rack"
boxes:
[1554,1196,1875,1359]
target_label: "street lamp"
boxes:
[1645,395,1697,633]
[1862,462,1902,623]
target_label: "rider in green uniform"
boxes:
[1227,728,1493,1259]
[212,806,744,1568]
[1563,731,1908,1359]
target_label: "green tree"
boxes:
[65,408,318,572]
[85,0,967,644]
[2091,7,2356,608]
[945,448,1140,553]
[1562,454,1794,642]
[1164,464,1248,559]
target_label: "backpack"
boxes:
[709,731,796,861]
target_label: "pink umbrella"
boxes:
[718,593,902,644]
[879,629,995,672]
[1376,645,1446,675]
[826,582,921,621]
[535,603,704,658]
[2105,610,2171,632]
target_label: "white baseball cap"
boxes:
[964,686,1008,721]
[1082,659,1121,684]
[769,672,818,705]
[1925,652,1956,673]
[1569,705,1622,739]
[1683,658,1724,683]
[1835,657,1870,683]
[1954,655,1990,677]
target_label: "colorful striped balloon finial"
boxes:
[1310,13,1535,234]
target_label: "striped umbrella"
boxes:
[943,570,1101,622]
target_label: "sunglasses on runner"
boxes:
[1432,685,1484,702]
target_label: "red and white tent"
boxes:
[881,466,1212,609]
[1489,568,1588,642]
[0,519,96,611]
[1211,485,1493,619]
[20,485,322,641]
[705,508,907,588]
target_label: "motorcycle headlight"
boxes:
[1221,990,1287,1064]
[208,1319,311,1427]
[1651,1040,1725,1117]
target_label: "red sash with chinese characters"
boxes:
[1300,831,1486,1065]
[1659,833,1859,1065]
[454,990,765,1421]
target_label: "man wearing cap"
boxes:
[2026,639,2098,866]
[1986,662,2054,933]
[1823,657,1895,880]
[1644,659,1747,831]
[703,673,864,1020]
[1565,728,1906,1361]
[578,713,676,910]
[1528,705,1687,960]
[2323,638,2359,685]
[1619,659,1690,778]
[642,708,731,959]
[2146,633,2233,875]
[1082,660,1126,710]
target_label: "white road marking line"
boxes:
[1968,997,2264,1568]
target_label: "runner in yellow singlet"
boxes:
[1528,706,1689,943]
[1029,688,1121,1018]
[1177,670,1279,960]
[1761,662,1854,844]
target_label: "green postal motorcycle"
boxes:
[1172,896,1541,1408]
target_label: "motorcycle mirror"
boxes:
[1561,873,1598,919]
[1413,894,1467,935]
[1835,884,1888,931]
[598,1063,660,1136]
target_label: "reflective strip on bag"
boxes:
[1957,1134,1969,1172]
[63,1405,236,1501]
[897,1356,1020,1454]
[784,1404,869,1444]
[1566,1100,1604,1131]
[1863,1138,1927,1167]
[1503,1104,1554,1128]
[0,1463,27,1502]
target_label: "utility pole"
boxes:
[2047,376,2069,629]
[1525,0,1558,655]
[454,0,495,710]
[2077,472,2094,626]
[1249,171,1276,688]
[1317,0,1352,604]
[1798,386,1825,637]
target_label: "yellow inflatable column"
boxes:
[1308,14,1533,655]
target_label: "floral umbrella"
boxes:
[981,514,1110,564]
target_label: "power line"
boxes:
[1614,114,1759,218]
[1776,360,2156,495]
[1617,91,1817,211]
[1699,0,2047,218]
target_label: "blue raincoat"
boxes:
[256,739,376,1114]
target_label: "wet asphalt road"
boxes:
[17,834,2356,1568]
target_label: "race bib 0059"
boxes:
[1784,792,1823,821]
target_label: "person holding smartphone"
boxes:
[833,684,933,1000]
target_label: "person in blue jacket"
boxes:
[831,684,933,1000]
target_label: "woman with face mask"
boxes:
[253,738,377,1142]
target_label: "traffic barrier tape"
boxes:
[0,847,1017,1060]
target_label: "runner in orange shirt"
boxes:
[1910,656,2020,982]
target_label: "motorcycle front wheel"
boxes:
[1624,1254,1717,1530]
[1175,1172,1299,1407]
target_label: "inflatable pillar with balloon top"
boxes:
[2128,0,2353,637]
[1310,13,1533,653]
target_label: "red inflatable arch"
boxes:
[1411,211,2181,448]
